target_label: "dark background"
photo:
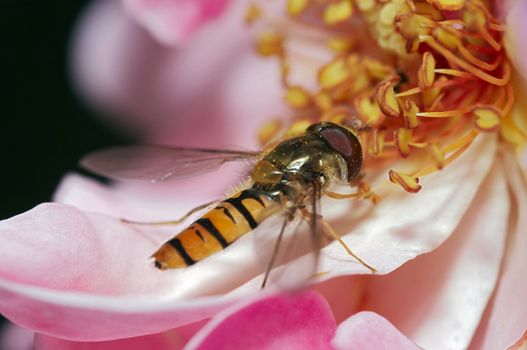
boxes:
[1,0,130,221]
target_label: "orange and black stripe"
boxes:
[152,188,285,270]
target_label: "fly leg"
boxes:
[324,181,380,203]
[261,209,296,289]
[121,200,218,226]
[299,207,376,274]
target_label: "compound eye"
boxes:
[320,127,354,157]
[320,126,362,181]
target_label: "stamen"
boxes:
[377,81,401,118]
[418,52,436,89]
[394,128,412,157]
[256,31,284,57]
[323,0,353,25]
[434,69,474,79]
[416,107,471,118]
[473,105,502,132]
[457,44,503,71]
[254,0,514,194]
[429,143,446,169]
[430,0,464,11]
[318,58,350,89]
[287,0,309,16]
[368,128,385,156]
[413,129,479,177]
[388,170,422,193]
[402,99,419,128]
[424,38,510,86]
[285,86,312,109]
[245,3,261,24]
[501,85,515,116]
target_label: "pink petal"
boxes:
[34,319,207,350]
[469,151,527,349]
[36,331,182,350]
[312,275,366,324]
[357,159,509,349]
[71,0,286,138]
[0,203,247,340]
[332,312,421,350]
[505,0,527,81]
[0,322,34,350]
[185,291,336,350]
[122,0,229,46]
[506,330,527,350]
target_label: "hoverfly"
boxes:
[81,122,376,288]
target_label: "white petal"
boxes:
[359,160,509,349]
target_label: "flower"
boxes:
[1,0,527,349]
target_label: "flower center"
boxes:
[250,0,522,193]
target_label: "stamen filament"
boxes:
[434,68,473,78]
[479,26,501,51]
[413,129,479,177]
[425,38,511,86]
[488,22,504,31]
[416,108,470,118]
[457,44,503,71]
[501,85,515,116]
[395,87,421,97]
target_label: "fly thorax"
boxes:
[251,160,283,185]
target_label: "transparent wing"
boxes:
[80,145,260,182]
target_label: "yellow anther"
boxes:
[462,5,486,31]
[285,120,312,138]
[433,27,461,51]
[377,81,401,118]
[258,119,283,145]
[379,1,402,25]
[355,0,375,12]
[321,107,352,124]
[327,37,355,53]
[245,3,261,24]
[256,31,284,56]
[428,143,445,169]
[403,99,420,128]
[388,170,422,193]
[394,128,412,157]
[355,95,383,126]
[313,92,333,111]
[285,86,311,109]
[287,0,309,16]
[363,58,394,81]
[473,105,502,131]
[430,0,465,11]
[262,0,512,194]
[413,2,442,20]
[324,0,353,25]
[418,52,436,89]
[319,57,350,89]
[396,14,433,52]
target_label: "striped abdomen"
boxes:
[152,188,284,269]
